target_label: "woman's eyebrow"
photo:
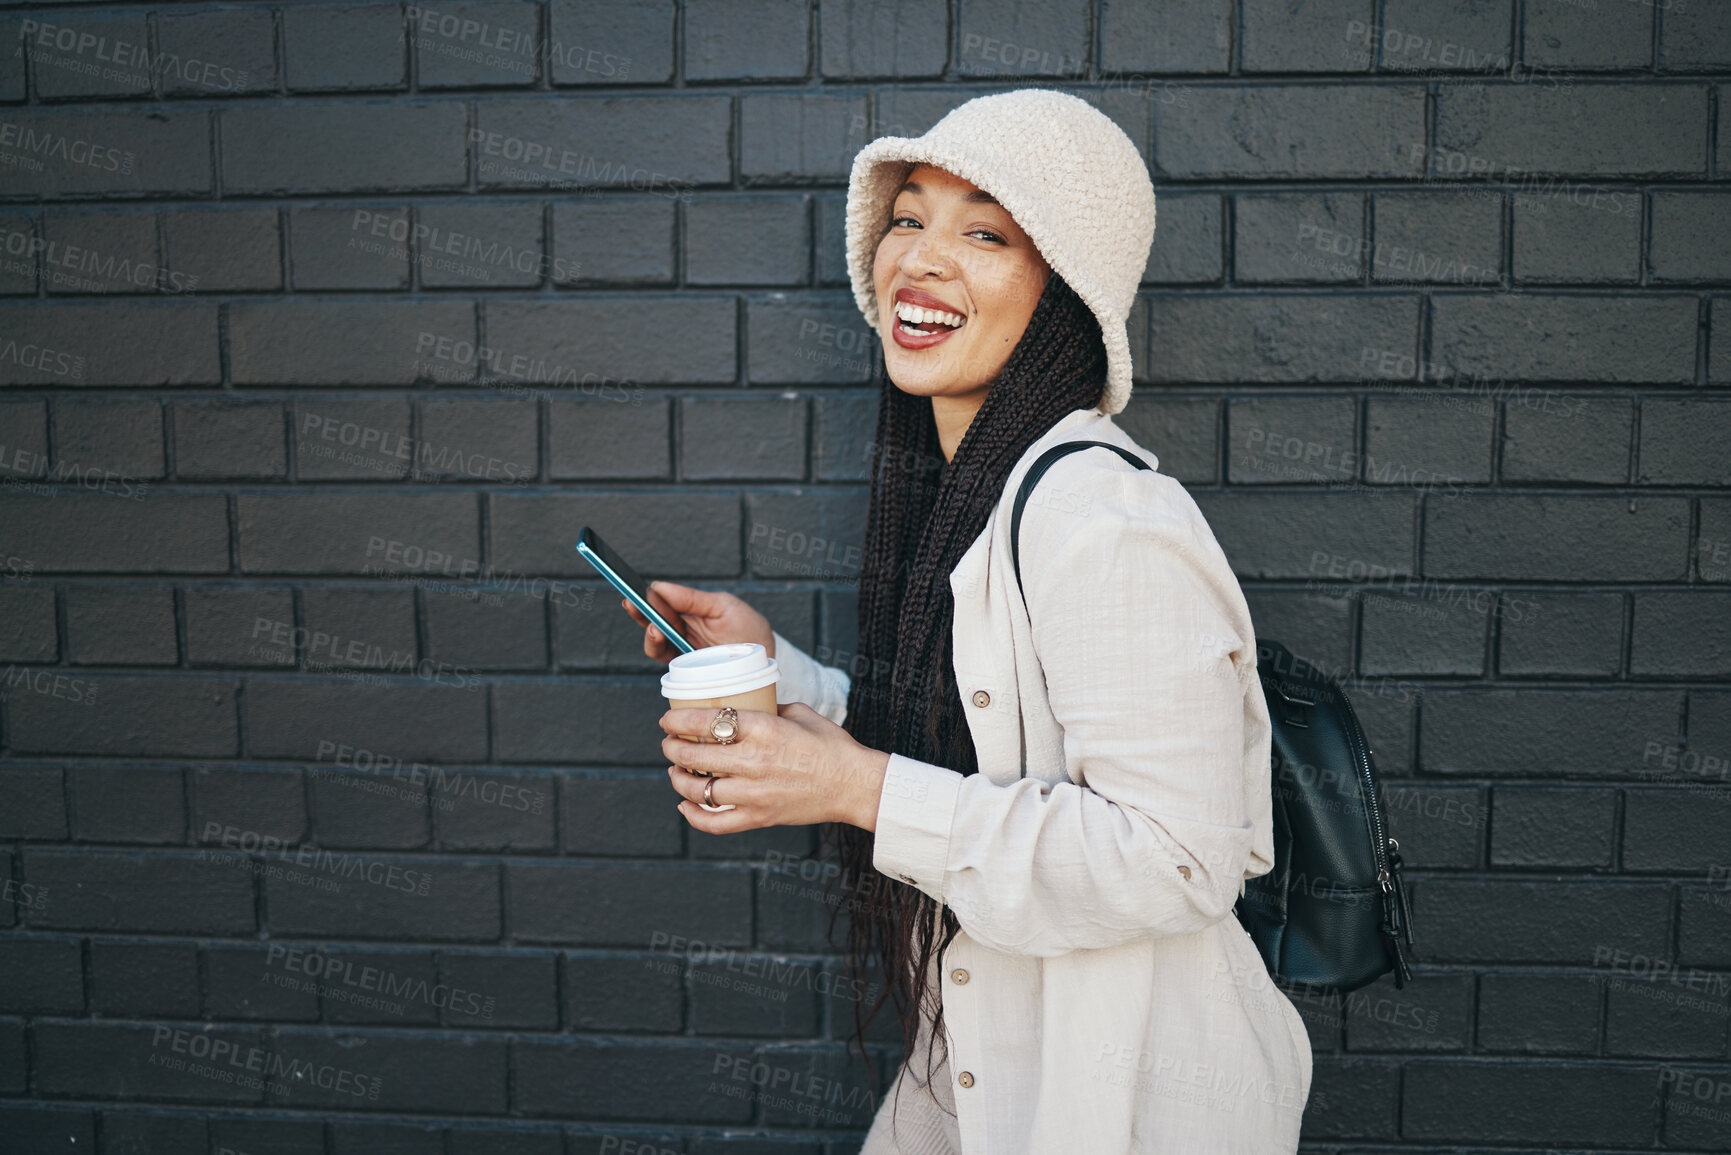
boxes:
[896,180,1001,207]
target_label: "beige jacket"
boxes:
[772,405,1313,1154]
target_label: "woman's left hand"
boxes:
[661,702,891,834]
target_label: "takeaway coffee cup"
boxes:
[661,643,780,811]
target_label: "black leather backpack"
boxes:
[1009,440,1415,994]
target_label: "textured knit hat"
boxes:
[844,88,1155,415]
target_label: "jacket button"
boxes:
[897,873,916,885]
[957,1071,975,1088]
[951,968,969,985]
[1177,865,1192,881]
[971,690,990,708]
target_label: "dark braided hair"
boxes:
[816,265,1109,1128]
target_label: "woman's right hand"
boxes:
[624,581,776,665]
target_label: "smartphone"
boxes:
[575,526,695,654]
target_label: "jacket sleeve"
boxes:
[770,630,851,727]
[869,462,1273,957]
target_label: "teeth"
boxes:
[894,300,964,328]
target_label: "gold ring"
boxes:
[709,706,739,744]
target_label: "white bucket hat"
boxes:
[844,88,1156,415]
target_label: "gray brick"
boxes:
[561,774,683,855]
[71,766,184,844]
[686,196,810,286]
[1242,0,1372,73]
[748,293,876,384]
[1717,295,1731,385]
[1660,3,1731,68]
[490,492,740,577]
[425,592,546,671]
[0,400,46,479]
[437,949,558,1026]
[1226,396,1357,485]
[0,586,56,661]
[475,96,730,189]
[1605,972,1728,1058]
[820,0,948,78]
[813,192,851,286]
[0,110,212,198]
[1436,84,1708,177]
[290,205,410,290]
[510,862,750,945]
[417,397,537,483]
[1703,498,1731,582]
[1498,591,1622,677]
[1360,587,1490,676]
[1416,880,1669,966]
[547,395,670,479]
[1631,591,1731,676]
[872,85,982,139]
[173,401,288,481]
[1431,296,1698,384]
[1684,692,1731,782]
[548,0,675,85]
[1243,589,1355,676]
[495,680,666,764]
[1503,395,1631,485]
[551,197,676,285]
[745,489,869,581]
[284,3,406,91]
[1366,395,1493,486]
[26,11,151,100]
[1510,193,1641,284]
[161,208,283,292]
[418,201,547,288]
[236,493,479,574]
[27,848,254,934]
[1376,0,1513,72]
[1152,85,1425,180]
[680,395,807,481]
[1427,495,1689,581]
[1679,887,1731,967]
[1196,492,1414,579]
[299,587,418,670]
[204,945,319,1020]
[193,765,307,847]
[156,7,278,97]
[1114,398,1211,488]
[0,302,220,386]
[185,586,295,668]
[266,862,502,942]
[564,952,683,1030]
[232,299,474,385]
[208,1119,326,1155]
[553,584,659,672]
[292,396,413,481]
[1402,1059,1655,1145]
[0,214,35,296]
[0,494,229,573]
[10,675,238,757]
[1148,295,1420,383]
[956,0,1089,78]
[1379,781,1479,867]
[741,93,870,183]
[486,298,735,385]
[1624,787,1731,873]
[686,0,808,80]
[0,939,83,1014]
[1477,974,1599,1054]
[52,399,164,480]
[245,680,488,762]
[0,16,25,102]
[222,102,466,194]
[1371,191,1502,286]
[0,768,66,839]
[1101,0,1230,73]
[411,1,540,87]
[1651,192,1731,282]
[41,209,157,296]
[1420,689,1680,777]
[65,587,177,666]
[1638,400,1731,485]
[1236,193,1364,283]
[1490,786,1616,868]
[1140,194,1222,284]
[88,940,199,1018]
[813,392,877,481]
[1524,0,1651,70]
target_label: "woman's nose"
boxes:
[899,231,958,278]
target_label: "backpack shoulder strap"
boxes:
[1009,440,1153,602]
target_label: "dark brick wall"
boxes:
[0,0,1727,1151]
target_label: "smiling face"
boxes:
[872,163,1051,408]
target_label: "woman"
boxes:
[630,89,1312,1154]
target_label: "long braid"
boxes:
[818,268,1108,1127]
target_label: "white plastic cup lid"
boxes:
[660,642,779,699]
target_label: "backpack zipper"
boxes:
[1336,687,1415,985]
